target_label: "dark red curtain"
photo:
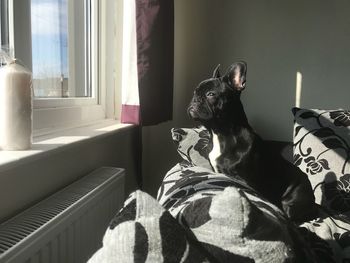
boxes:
[136,0,174,126]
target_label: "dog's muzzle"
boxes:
[187,103,213,122]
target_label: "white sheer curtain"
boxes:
[120,0,140,124]
[120,0,174,125]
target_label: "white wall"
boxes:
[142,0,350,196]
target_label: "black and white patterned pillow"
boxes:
[88,190,210,263]
[179,186,309,262]
[171,126,213,170]
[157,163,319,262]
[293,108,350,212]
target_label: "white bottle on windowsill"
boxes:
[0,59,33,150]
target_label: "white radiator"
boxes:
[0,167,125,263]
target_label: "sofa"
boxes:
[88,108,350,262]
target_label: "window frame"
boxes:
[6,0,119,133]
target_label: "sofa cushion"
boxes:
[299,209,350,263]
[180,186,310,262]
[158,163,319,262]
[292,108,350,212]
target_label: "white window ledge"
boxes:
[0,120,134,172]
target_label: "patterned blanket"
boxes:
[89,117,350,262]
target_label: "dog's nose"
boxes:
[187,105,193,113]
[187,106,196,118]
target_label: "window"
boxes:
[2,0,121,132]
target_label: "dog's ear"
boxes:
[212,64,221,78]
[224,61,247,91]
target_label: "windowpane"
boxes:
[31,0,92,98]
[0,0,9,49]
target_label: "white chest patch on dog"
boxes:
[209,133,221,173]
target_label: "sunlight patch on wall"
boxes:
[295,71,303,107]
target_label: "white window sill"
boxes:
[0,120,134,172]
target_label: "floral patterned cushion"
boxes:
[292,108,350,212]
[171,126,213,170]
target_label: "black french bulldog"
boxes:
[188,61,317,222]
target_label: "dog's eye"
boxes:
[206,92,215,97]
